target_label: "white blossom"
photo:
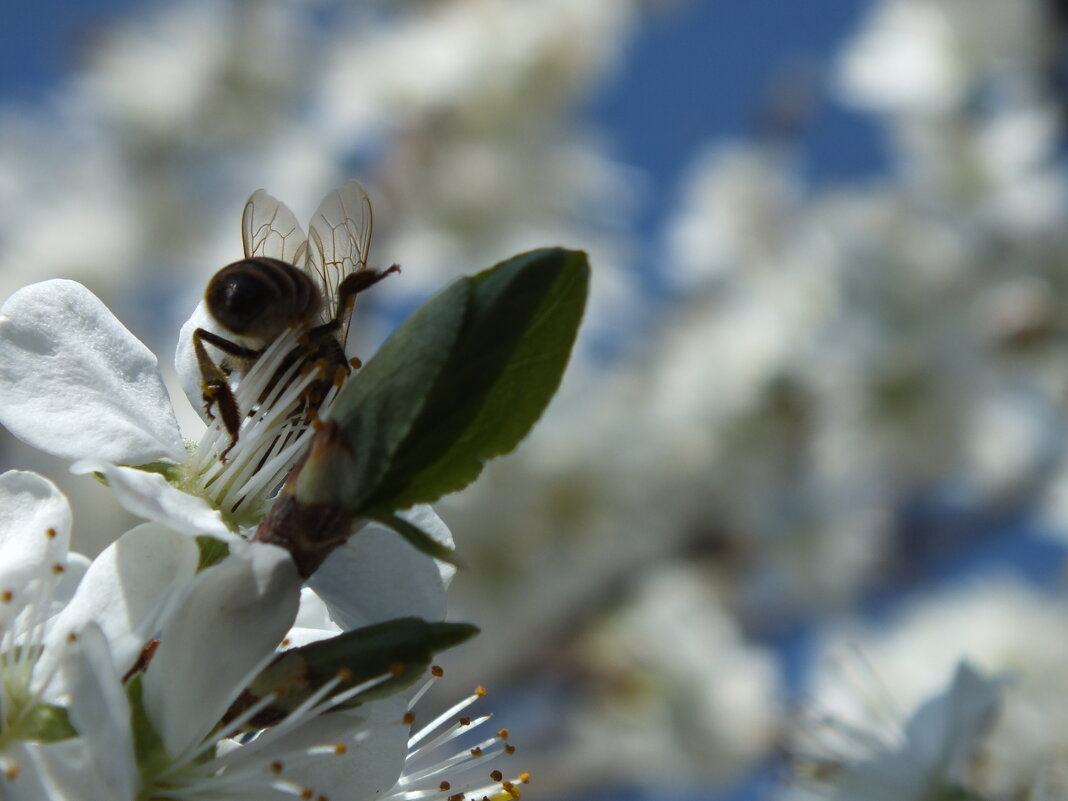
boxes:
[790,661,1002,801]
[0,471,87,776]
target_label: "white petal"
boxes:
[0,470,72,600]
[143,541,301,757]
[293,587,341,632]
[45,551,90,618]
[407,504,457,589]
[175,301,216,423]
[50,555,90,610]
[0,280,186,464]
[264,697,409,799]
[71,460,235,540]
[285,590,342,648]
[905,661,1002,778]
[0,740,118,801]
[62,624,139,801]
[283,626,342,648]
[39,523,200,684]
[308,507,452,631]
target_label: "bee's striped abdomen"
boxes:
[205,257,321,340]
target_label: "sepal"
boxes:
[226,617,478,728]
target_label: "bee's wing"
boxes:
[241,189,309,265]
[306,180,373,331]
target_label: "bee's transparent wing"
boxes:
[241,189,309,265]
[306,180,373,329]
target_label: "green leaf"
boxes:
[324,247,588,515]
[312,278,470,510]
[373,248,588,509]
[229,618,478,727]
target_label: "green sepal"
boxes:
[325,247,589,516]
[95,461,180,488]
[16,703,77,743]
[236,618,478,725]
[132,462,183,482]
[195,535,230,571]
[0,645,75,743]
[126,674,170,782]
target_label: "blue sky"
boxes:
[591,0,884,189]
[2,1,884,192]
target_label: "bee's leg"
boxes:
[193,328,249,448]
[331,264,401,326]
[193,328,261,361]
[300,328,359,392]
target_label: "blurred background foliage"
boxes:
[5,1,1068,799]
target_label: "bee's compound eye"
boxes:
[206,261,280,336]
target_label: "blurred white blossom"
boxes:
[802,576,1068,798]
[788,661,1002,801]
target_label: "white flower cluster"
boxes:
[0,233,523,799]
[8,0,1068,798]
[434,0,1068,796]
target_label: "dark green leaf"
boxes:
[317,279,470,511]
[371,248,588,509]
[324,247,588,516]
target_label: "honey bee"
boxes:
[193,180,397,449]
